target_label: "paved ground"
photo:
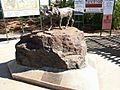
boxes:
[86,53,120,90]
[85,35,120,67]
[0,39,49,90]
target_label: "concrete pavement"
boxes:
[0,39,120,90]
[86,53,120,90]
[0,39,49,90]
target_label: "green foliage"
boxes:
[64,0,74,8]
[58,0,73,8]
[113,1,120,29]
[84,13,102,30]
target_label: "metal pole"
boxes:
[49,0,51,6]
[39,0,43,31]
[3,16,9,42]
[110,0,116,36]
[82,13,84,31]
[19,17,24,35]
[1,8,9,42]
[100,13,103,37]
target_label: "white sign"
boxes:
[1,0,40,17]
[86,0,102,4]
[85,8,103,13]
[103,0,115,15]
[1,0,49,17]
[85,0,103,13]
[40,0,49,6]
[74,0,85,13]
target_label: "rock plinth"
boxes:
[15,27,87,70]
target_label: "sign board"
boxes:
[85,0,103,13]
[74,0,103,13]
[40,0,49,6]
[85,8,102,13]
[102,15,112,29]
[102,0,115,30]
[74,0,85,14]
[74,0,115,30]
[1,0,49,17]
[103,0,115,15]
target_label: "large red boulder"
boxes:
[15,27,87,70]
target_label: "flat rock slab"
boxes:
[8,60,99,90]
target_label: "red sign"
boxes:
[86,4,102,8]
[85,0,103,13]
[102,15,112,30]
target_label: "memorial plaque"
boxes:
[41,72,63,85]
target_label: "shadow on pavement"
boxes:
[88,48,120,66]
[0,61,12,79]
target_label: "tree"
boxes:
[113,1,120,29]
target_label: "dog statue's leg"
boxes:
[65,16,71,29]
[48,17,53,31]
[71,18,74,27]
[59,17,63,30]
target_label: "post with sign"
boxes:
[74,0,103,31]
[74,0,85,14]
[1,0,40,17]
[102,0,115,36]
[0,0,40,39]
[74,0,85,30]
[0,0,50,40]
[39,0,50,31]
